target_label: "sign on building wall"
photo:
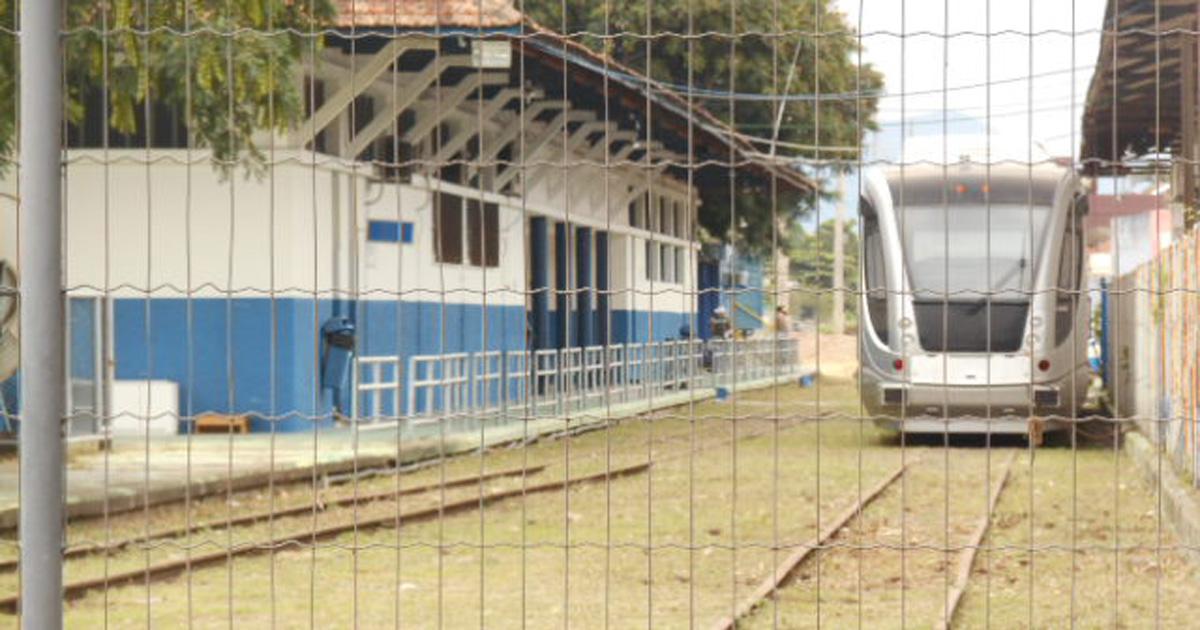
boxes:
[472,40,512,69]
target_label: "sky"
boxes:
[798,0,1110,231]
[835,0,1110,163]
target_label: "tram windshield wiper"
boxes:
[991,256,1028,294]
[961,257,1026,315]
[964,297,989,314]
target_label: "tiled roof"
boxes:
[334,0,523,28]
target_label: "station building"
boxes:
[0,0,809,435]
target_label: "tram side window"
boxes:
[1055,215,1084,345]
[862,199,889,344]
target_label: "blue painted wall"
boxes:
[611,310,691,343]
[0,375,16,433]
[540,308,692,347]
[5,296,696,434]
[726,259,766,332]
[21,295,698,433]
[70,299,98,380]
[697,260,720,340]
[112,297,525,432]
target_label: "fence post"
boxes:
[19,0,66,626]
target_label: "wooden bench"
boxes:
[194,413,250,434]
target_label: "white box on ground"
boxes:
[110,380,179,436]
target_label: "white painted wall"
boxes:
[359,177,525,307]
[519,136,698,317]
[30,145,698,314]
[62,150,354,300]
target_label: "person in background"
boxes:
[774,305,802,368]
[774,305,792,335]
[710,305,732,340]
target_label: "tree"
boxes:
[788,217,859,324]
[0,0,335,174]
[526,0,882,251]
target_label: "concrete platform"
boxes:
[0,371,812,528]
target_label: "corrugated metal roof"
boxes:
[334,0,522,28]
[519,24,816,195]
[1080,0,1196,162]
[323,9,813,194]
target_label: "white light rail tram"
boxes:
[858,160,1090,435]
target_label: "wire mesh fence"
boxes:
[3,0,1200,627]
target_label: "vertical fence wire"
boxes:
[8,0,1200,628]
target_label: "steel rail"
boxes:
[0,465,547,573]
[0,462,650,612]
[710,458,917,630]
[935,450,1019,630]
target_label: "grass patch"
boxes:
[0,379,1190,628]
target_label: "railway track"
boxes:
[0,453,413,533]
[936,450,1017,629]
[719,449,1020,630]
[0,462,650,612]
[0,464,547,573]
[712,459,917,630]
[0,399,833,615]
[6,389,997,622]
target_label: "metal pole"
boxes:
[18,0,65,626]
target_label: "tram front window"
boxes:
[899,204,1050,352]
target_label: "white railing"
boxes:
[355,355,403,423]
[356,338,803,426]
[406,352,471,421]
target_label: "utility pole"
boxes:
[832,171,846,335]
[20,0,66,627]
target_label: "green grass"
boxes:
[955,445,1200,628]
[1,380,1194,628]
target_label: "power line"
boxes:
[590,63,1094,103]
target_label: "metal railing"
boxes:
[354,355,403,423]
[355,337,804,429]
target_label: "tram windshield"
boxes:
[899,204,1049,301]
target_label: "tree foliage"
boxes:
[788,217,859,321]
[789,217,858,292]
[526,0,882,250]
[0,0,334,174]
